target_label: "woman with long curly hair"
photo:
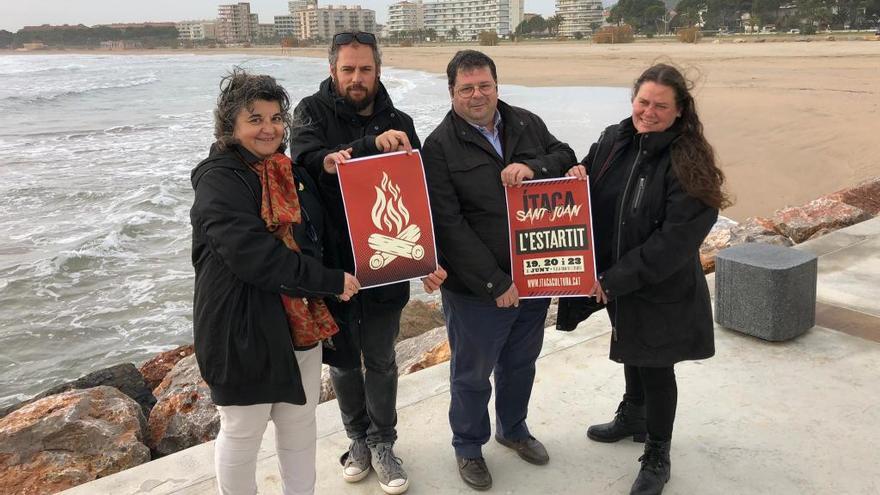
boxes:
[559,63,730,495]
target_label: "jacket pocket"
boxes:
[634,265,696,304]
[632,300,691,349]
[449,156,495,173]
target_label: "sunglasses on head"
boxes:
[333,32,377,46]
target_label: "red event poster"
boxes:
[505,177,596,298]
[337,150,438,288]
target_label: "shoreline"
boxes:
[5,39,879,221]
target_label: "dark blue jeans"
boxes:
[442,288,550,459]
[329,300,401,447]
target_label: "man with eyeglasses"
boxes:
[421,50,576,491]
[290,31,444,495]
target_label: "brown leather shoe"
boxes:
[495,434,550,465]
[457,456,492,491]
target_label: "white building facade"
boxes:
[422,0,523,40]
[555,0,604,37]
[217,3,258,43]
[295,5,376,41]
[387,1,425,35]
[274,15,296,37]
[176,20,217,40]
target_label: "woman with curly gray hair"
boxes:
[190,68,360,494]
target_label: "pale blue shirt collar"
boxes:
[467,109,503,158]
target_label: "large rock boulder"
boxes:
[827,176,880,216]
[0,386,150,494]
[699,216,739,272]
[772,196,871,243]
[147,355,219,457]
[0,363,155,420]
[727,217,793,247]
[396,326,450,375]
[139,344,195,391]
[398,299,445,341]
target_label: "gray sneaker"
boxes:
[340,439,371,482]
[370,443,410,494]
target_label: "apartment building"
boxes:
[422,0,523,40]
[288,0,318,13]
[217,2,258,43]
[555,0,604,37]
[258,23,276,39]
[176,20,217,41]
[274,15,296,37]
[295,5,376,41]
[387,1,425,35]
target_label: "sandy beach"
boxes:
[9,39,880,220]
[295,40,880,221]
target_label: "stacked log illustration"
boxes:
[369,173,425,270]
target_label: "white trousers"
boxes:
[214,345,322,495]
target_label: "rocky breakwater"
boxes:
[0,301,447,493]
[700,176,880,272]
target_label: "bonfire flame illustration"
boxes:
[368,172,424,270]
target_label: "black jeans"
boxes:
[624,364,677,442]
[329,300,402,447]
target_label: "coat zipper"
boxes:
[631,177,647,213]
[612,135,646,342]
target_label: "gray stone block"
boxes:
[715,243,817,341]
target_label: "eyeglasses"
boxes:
[333,32,377,46]
[454,82,496,98]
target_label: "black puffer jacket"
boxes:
[557,118,717,366]
[421,100,577,300]
[290,77,420,310]
[190,145,344,406]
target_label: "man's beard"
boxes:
[340,83,377,112]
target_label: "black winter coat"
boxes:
[422,101,577,300]
[557,118,717,366]
[290,77,420,310]
[190,145,344,406]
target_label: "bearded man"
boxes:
[290,31,442,495]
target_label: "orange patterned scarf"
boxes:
[250,153,339,347]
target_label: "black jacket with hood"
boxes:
[290,77,420,311]
[557,118,717,366]
[190,144,344,406]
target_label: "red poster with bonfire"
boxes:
[505,177,596,299]
[336,150,438,288]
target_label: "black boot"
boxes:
[629,437,671,495]
[586,397,646,443]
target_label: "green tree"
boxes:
[674,0,708,27]
[610,0,667,32]
[751,0,781,29]
[547,14,564,36]
[447,26,459,41]
[528,15,548,35]
[0,30,13,48]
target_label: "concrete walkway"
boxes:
[63,218,880,495]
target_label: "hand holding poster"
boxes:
[337,150,438,288]
[505,177,596,298]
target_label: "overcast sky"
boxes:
[1,0,579,32]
